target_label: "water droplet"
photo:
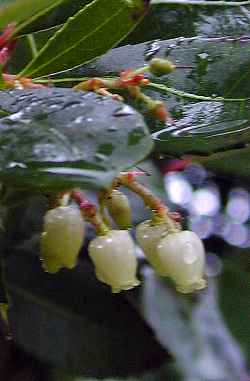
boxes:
[70,103,80,108]
[49,104,61,110]
[128,128,145,146]
[108,126,118,132]
[183,243,197,264]
[113,105,135,117]
[30,101,39,107]
[164,43,177,57]
[5,333,13,341]
[34,143,62,160]
[98,143,114,156]
[195,52,213,77]
[144,40,161,61]
[176,37,185,45]
[75,116,84,124]
[6,161,27,169]
[198,52,209,60]
[8,111,24,121]
[94,153,107,162]
[22,118,31,124]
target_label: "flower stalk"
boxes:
[115,172,180,232]
[71,190,109,236]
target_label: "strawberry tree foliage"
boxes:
[0,0,250,380]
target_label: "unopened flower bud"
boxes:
[157,230,206,293]
[149,58,176,76]
[149,100,171,123]
[41,206,84,273]
[106,190,132,229]
[89,230,140,293]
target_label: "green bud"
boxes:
[149,58,176,76]
[106,190,132,229]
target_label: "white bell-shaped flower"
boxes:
[41,206,84,273]
[157,230,206,293]
[89,230,140,293]
[136,220,169,275]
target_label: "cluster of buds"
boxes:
[74,57,178,123]
[0,26,178,122]
[40,171,206,294]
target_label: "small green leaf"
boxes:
[20,0,148,78]
[0,0,64,31]
[0,88,153,190]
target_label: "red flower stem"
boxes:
[0,23,16,47]
[116,172,180,231]
[71,190,109,235]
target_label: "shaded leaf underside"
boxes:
[0,88,153,190]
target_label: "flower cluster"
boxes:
[40,172,206,294]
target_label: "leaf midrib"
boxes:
[20,2,126,77]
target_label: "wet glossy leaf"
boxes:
[5,255,166,377]
[125,4,250,44]
[9,2,250,74]
[0,0,64,31]
[7,27,61,75]
[76,36,250,155]
[218,263,250,365]
[193,146,250,183]
[14,0,91,35]
[20,0,149,77]
[2,194,166,377]
[0,88,153,190]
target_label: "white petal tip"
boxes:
[176,278,207,294]
[111,279,141,293]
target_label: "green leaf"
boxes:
[125,3,250,44]
[6,256,166,377]
[192,146,250,182]
[218,263,250,365]
[20,0,149,78]
[0,88,153,190]
[151,0,250,5]
[14,0,92,36]
[8,27,61,75]
[76,36,250,155]
[0,0,64,31]
[2,193,166,377]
